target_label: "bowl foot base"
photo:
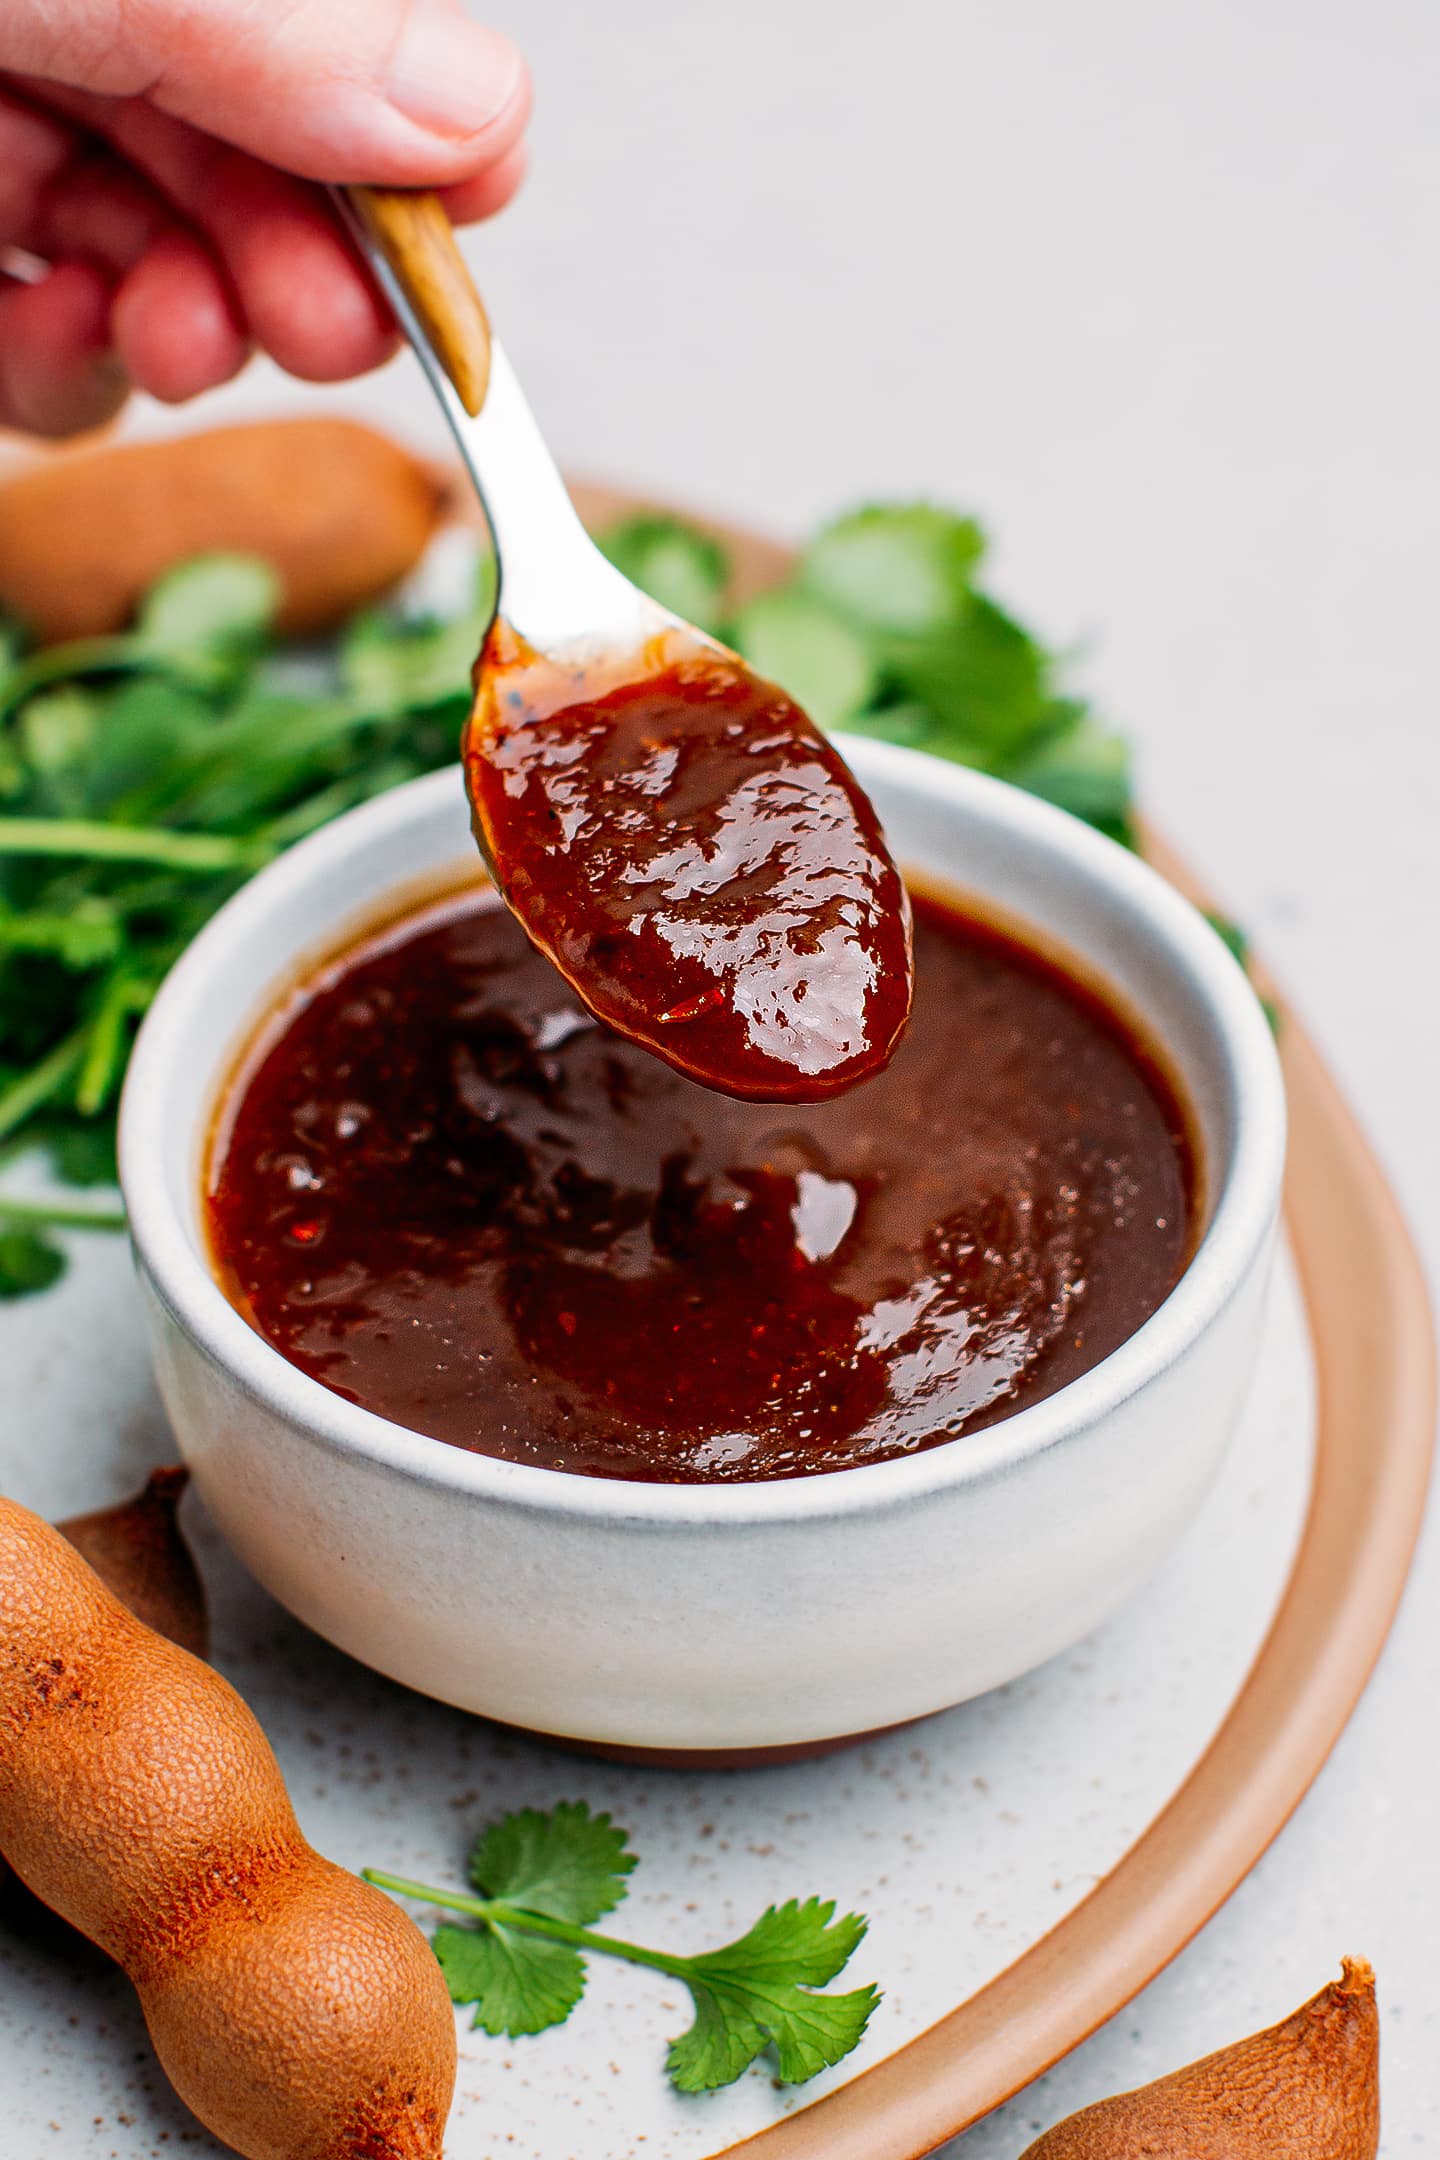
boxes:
[491,1710,924,1769]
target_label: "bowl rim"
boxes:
[119,740,1286,1530]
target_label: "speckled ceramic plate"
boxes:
[0,490,1432,2160]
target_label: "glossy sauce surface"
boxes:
[207,884,1196,1484]
[463,623,914,1102]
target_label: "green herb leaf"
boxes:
[1006,718,1135,838]
[340,609,478,711]
[838,698,961,753]
[598,513,731,635]
[1204,910,1250,967]
[801,504,985,637]
[78,676,215,818]
[434,1923,588,2038]
[1202,912,1281,1033]
[665,1899,879,2091]
[42,1118,119,1188]
[18,687,97,812]
[135,553,280,686]
[0,1224,65,1297]
[730,588,880,730]
[338,549,494,712]
[879,591,1055,759]
[471,1800,637,1924]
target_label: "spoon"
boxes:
[337,187,913,1104]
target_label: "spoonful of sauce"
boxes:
[338,189,913,1102]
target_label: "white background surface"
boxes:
[8,0,1440,2148]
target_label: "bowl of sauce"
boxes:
[121,742,1284,1757]
[205,885,1194,1487]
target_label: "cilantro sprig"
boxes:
[365,1801,880,2093]
[0,545,496,1292]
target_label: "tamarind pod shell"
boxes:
[0,1495,456,2160]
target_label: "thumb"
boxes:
[3,0,530,184]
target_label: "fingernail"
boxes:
[388,2,526,141]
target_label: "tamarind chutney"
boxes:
[208,876,1200,1486]
[206,880,1195,1484]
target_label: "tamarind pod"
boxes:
[0,419,448,643]
[0,1495,456,2160]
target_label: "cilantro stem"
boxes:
[0,817,268,872]
[76,971,151,1117]
[0,634,138,721]
[0,1192,126,1231]
[360,1871,693,1982]
[0,1027,88,1141]
[261,777,373,849]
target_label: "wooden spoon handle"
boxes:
[344,185,492,417]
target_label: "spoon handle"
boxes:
[333,187,651,651]
[343,185,491,417]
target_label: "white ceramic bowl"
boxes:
[120,744,1285,1756]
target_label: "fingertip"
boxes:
[380,16,532,169]
[0,260,129,438]
[207,168,399,382]
[111,233,250,404]
[271,66,531,191]
[254,222,399,382]
[441,138,529,226]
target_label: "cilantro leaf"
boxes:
[665,1899,879,2091]
[731,588,880,730]
[1204,910,1250,966]
[434,1922,587,2037]
[840,698,968,754]
[42,1118,118,1188]
[742,501,1095,776]
[339,604,484,712]
[0,616,22,686]
[801,504,985,636]
[135,554,280,687]
[1203,913,1281,1033]
[18,688,97,813]
[880,590,1055,758]
[598,513,731,635]
[78,677,216,818]
[0,1224,65,1297]
[1007,718,1135,840]
[470,1799,636,1924]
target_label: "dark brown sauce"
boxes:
[205,881,1196,1484]
[463,622,914,1102]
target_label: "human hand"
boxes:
[0,0,530,435]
